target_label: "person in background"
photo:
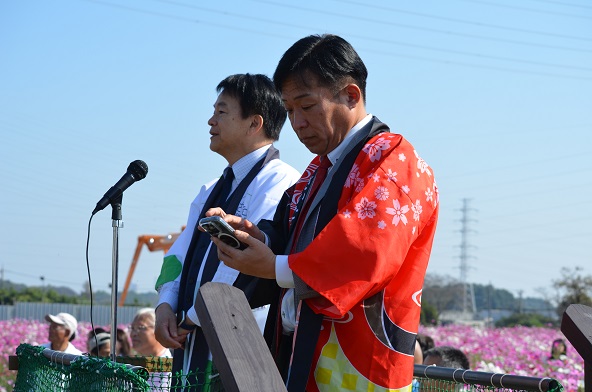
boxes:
[116,327,132,356]
[86,327,107,353]
[414,340,424,365]
[131,308,171,358]
[423,346,470,369]
[87,326,131,356]
[132,308,172,391]
[43,312,82,355]
[548,338,567,360]
[417,333,435,359]
[88,332,111,357]
[421,346,469,392]
[208,34,439,391]
[412,340,424,392]
[154,73,301,390]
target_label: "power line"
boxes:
[527,0,592,10]
[81,0,592,80]
[363,47,591,81]
[84,0,294,40]
[3,268,81,287]
[252,0,592,54]
[459,0,592,19]
[331,0,592,42]
[361,36,592,72]
[442,150,590,180]
[152,0,592,71]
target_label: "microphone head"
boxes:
[128,160,148,181]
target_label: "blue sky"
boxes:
[1,0,590,300]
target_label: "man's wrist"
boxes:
[276,255,295,288]
[177,311,197,331]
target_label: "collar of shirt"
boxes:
[228,144,272,190]
[326,113,373,166]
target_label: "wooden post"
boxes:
[196,282,287,392]
[561,304,592,392]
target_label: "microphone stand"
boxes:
[109,195,123,363]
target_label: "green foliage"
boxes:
[420,300,438,325]
[473,284,516,310]
[422,274,461,314]
[0,286,80,305]
[421,274,557,325]
[552,266,592,318]
[494,312,556,327]
[0,280,157,306]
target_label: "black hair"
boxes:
[273,34,368,103]
[424,346,470,369]
[116,327,132,356]
[417,333,435,357]
[87,327,107,338]
[216,73,286,141]
[549,338,567,359]
[89,333,111,356]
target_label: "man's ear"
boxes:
[248,114,264,135]
[343,84,362,108]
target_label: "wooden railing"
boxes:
[196,282,287,392]
[561,303,592,392]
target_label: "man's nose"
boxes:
[291,110,306,130]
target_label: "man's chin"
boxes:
[301,141,320,154]
[305,145,326,156]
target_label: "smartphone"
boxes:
[198,216,248,250]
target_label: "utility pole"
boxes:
[517,290,524,314]
[458,198,477,318]
[40,275,45,302]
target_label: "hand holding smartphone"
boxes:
[198,216,248,250]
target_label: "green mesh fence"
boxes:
[14,344,150,391]
[13,344,223,392]
[14,344,565,392]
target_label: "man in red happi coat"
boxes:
[208,34,439,392]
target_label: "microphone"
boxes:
[92,160,148,215]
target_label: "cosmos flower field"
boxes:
[420,324,584,391]
[0,320,585,391]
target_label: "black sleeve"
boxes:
[257,186,294,254]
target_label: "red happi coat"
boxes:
[288,132,439,391]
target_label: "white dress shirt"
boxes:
[157,144,301,327]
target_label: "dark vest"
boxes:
[173,147,281,391]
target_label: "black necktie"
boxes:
[200,167,234,286]
[217,167,235,207]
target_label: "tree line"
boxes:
[2,267,590,326]
[421,266,592,327]
[0,280,157,307]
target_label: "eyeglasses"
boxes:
[129,324,154,333]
